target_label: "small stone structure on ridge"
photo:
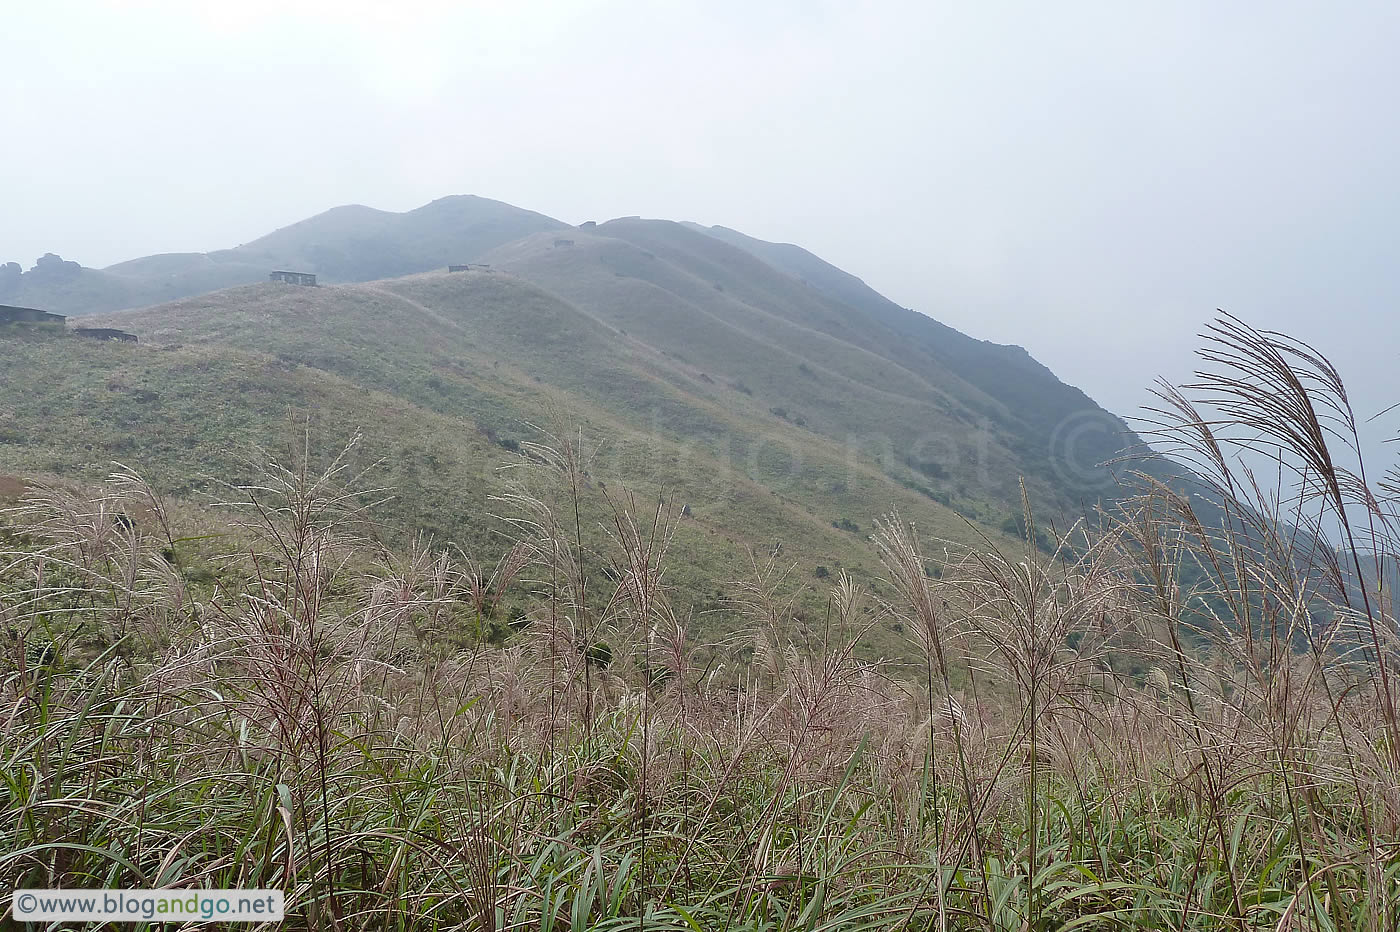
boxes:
[269,270,317,286]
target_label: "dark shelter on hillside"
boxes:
[269,270,317,286]
[0,304,65,326]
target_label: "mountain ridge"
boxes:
[0,195,566,315]
[0,193,1213,646]
[2,194,1165,535]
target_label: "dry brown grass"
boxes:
[1,315,1398,930]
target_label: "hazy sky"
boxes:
[4,0,1397,453]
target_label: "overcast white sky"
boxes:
[4,0,1397,452]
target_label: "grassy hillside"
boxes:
[0,195,564,316]
[3,313,1397,927]
[0,263,175,317]
[485,219,1143,525]
[691,222,1143,498]
[215,194,565,282]
[5,199,1394,928]
[2,194,1170,528]
[0,197,1188,648]
[2,270,1028,655]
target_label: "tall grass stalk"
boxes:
[2,317,1398,929]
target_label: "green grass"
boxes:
[2,332,1397,929]
[3,203,1191,661]
[0,206,1394,930]
[4,254,1062,654]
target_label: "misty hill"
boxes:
[0,194,1181,642]
[483,217,1138,519]
[0,276,1015,654]
[212,194,564,282]
[689,223,1132,490]
[0,196,564,315]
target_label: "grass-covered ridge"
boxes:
[0,195,564,315]
[2,317,1397,928]
[3,244,1067,647]
[9,193,1164,534]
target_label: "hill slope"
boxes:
[0,195,1180,647]
[214,194,565,282]
[1,273,1017,654]
[484,218,1139,521]
[0,196,564,316]
[688,222,1138,497]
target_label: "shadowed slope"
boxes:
[690,221,1137,491]
[486,218,1133,521]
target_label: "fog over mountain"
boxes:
[4,1,1397,453]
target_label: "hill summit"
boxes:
[0,194,1170,635]
[0,195,564,315]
